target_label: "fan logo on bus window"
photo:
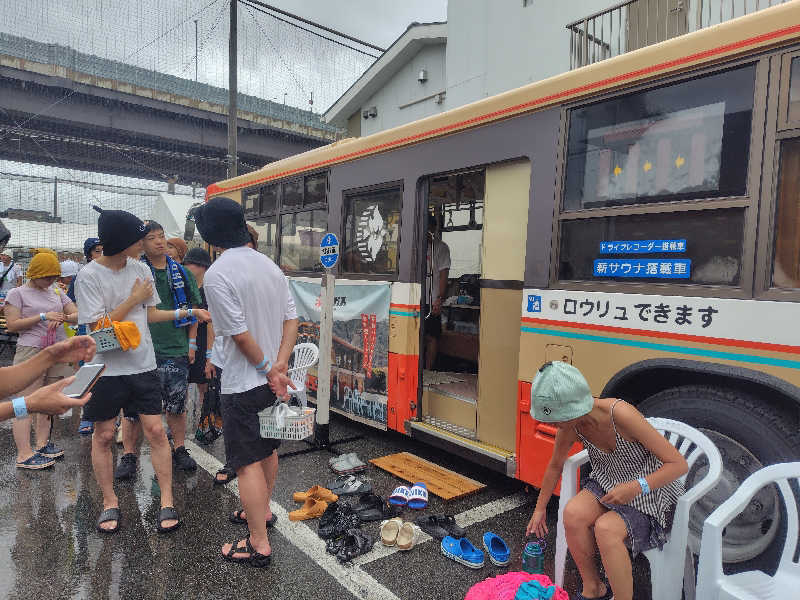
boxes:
[357,204,387,263]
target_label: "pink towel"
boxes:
[465,572,568,600]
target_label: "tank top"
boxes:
[575,400,685,529]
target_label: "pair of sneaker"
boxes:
[16,442,64,470]
[329,452,366,474]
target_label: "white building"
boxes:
[325,0,788,136]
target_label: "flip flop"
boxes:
[288,498,328,521]
[293,485,338,503]
[441,536,485,569]
[157,506,182,534]
[222,535,272,568]
[389,485,412,507]
[407,482,428,510]
[96,507,121,534]
[329,475,372,496]
[482,532,510,566]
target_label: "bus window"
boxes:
[248,218,278,262]
[342,185,402,276]
[280,209,327,272]
[772,138,800,289]
[282,179,303,209]
[559,209,745,285]
[788,58,800,124]
[563,65,755,210]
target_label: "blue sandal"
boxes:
[16,453,55,470]
[482,532,510,566]
[441,535,485,569]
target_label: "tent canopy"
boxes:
[149,193,203,241]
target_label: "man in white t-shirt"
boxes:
[75,206,209,536]
[425,213,451,370]
[196,196,297,569]
[0,253,22,300]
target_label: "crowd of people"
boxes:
[0,198,298,566]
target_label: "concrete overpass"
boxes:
[0,33,340,186]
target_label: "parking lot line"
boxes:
[185,440,403,600]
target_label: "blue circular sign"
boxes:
[320,232,339,269]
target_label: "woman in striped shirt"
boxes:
[525,362,688,600]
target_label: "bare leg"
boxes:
[563,489,608,598]
[12,416,34,462]
[595,511,633,600]
[34,413,51,449]
[91,419,119,530]
[222,462,271,557]
[425,335,438,370]
[139,414,176,528]
[233,451,277,522]
[121,418,141,456]
[166,412,186,449]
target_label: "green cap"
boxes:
[531,362,593,422]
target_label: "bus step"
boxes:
[423,415,476,439]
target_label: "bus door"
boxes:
[420,160,531,453]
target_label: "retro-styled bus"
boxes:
[207,3,800,566]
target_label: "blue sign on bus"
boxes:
[599,239,687,254]
[593,259,691,279]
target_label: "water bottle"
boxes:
[522,540,545,574]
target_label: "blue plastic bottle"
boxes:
[522,540,545,574]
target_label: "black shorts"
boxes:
[424,308,442,338]
[188,355,207,384]
[82,371,162,423]
[221,383,281,470]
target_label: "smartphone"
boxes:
[63,363,105,398]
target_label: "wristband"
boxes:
[174,308,180,320]
[12,397,28,419]
[187,308,193,318]
[40,312,47,322]
[189,344,198,351]
[189,338,196,343]
[637,477,651,495]
[205,350,212,358]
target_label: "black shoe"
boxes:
[114,453,138,480]
[415,514,465,540]
[318,501,360,540]
[172,446,197,471]
[335,528,374,563]
[434,514,465,538]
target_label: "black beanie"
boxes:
[195,197,249,249]
[92,206,150,256]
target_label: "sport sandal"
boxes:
[389,485,412,506]
[482,532,510,566]
[441,536,485,569]
[396,522,421,551]
[407,482,428,510]
[329,474,372,496]
[380,517,403,546]
[222,535,271,568]
[16,453,55,470]
[229,509,278,528]
[96,507,121,534]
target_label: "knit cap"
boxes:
[27,250,61,279]
[195,197,249,249]
[531,361,593,423]
[92,206,149,256]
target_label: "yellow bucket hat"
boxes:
[27,251,61,280]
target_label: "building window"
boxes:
[244,171,328,273]
[563,65,755,211]
[342,185,402,276]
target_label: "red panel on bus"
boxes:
[516,381,582,493]
[387,353,418,433]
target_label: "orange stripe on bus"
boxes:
[521,316,800,355]
[390,303,420,309]
[206,23,800,199]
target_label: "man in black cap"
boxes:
[195,196,297,568]
[75,207,210,535]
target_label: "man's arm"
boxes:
[0,377,91,423]
[147,306,210,323]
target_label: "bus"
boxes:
[206,3,800,568]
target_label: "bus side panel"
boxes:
[516,380,582,492]
[388,352,419,432]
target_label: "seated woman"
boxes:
[525,362,687,600]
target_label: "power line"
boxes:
[239,0,385,53]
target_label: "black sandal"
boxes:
[214,466,236,486]
[221,535,271,568]
[229,509,277,528]
[157,506,181,533]
[96,507,121,534]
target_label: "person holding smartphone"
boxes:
[4,250,79,470]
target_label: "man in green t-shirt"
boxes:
[115,221,203,478]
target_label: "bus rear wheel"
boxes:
[638,384,798,567]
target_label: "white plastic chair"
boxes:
[554,417,723,600]
[287,342,319,407]
[696,462,800,600]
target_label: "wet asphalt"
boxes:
[0,401,654,600]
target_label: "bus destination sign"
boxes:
[599,239,687,254]
[594,259,691,279]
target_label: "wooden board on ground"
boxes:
[369,452,485,500]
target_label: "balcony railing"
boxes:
[568,0,792,70]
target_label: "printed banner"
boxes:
[289,280,390,429]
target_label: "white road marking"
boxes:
[353,492,530,565]
[184,439,402,600]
